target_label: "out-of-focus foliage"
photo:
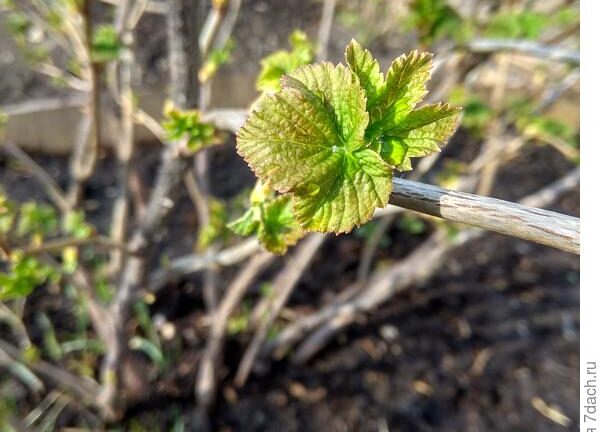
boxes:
[196,198,229,251]
[404,0,471,45]
[0,192,95,299]
[0,254,58,300]
[486,6,578,40]
[199,39,236,82]
[63,210,93,239]
[435,159,467,190]
[448,86,494,137]
[162,103,218,152]
[91,25,121,63]
[397,214,427,235]
[17,202,58,239]
[256,30,314,92]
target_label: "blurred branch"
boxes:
[195,252,274,412]
[195,0,243,312]
[100,0,167,14]
[147,237,262,293]
[271,169,580,363]
[96,0,202,420]
[0,340,100,403]
[0,141,70,213]
[203,109,247,132]
[108,0,146,275]
[16,235,138,257]
[316,0,336,62]
[467,39,579,64]
[1,95,88,116]
[67,0,102,208]
[0,303,32,349]
[356,214,394,286]
[234,233,326,387]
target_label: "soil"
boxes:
[0,130,579,431]
[0,0,580,430]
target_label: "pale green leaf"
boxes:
[228,195,303,254]
[367,50,433,137]
[238,62,391,233]
[285,62,369,150]
[228,207,260,237]
[258,196,303,254]
[292,148,391,232]
[378,103,461,171]
[344,39,384,111]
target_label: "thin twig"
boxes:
[108,0,144,275]
[271,169,579,363]
[195,251,274,411]
[356,214,394,286]
[467,38,579,64]
[0,303,32,349]
[0,141,70,213]
[0,340,100,403]
[67,0,102,208]
[100,0,167,14]
[234,234,325,386]
[316,0,336,62]
[96,0,202,419]
[16,235,137,257]
[148,237,262,293]
[195,0,243,313]
[476,52,511,196]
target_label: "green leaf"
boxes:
[91,25,121,63]
[63,210,93,239]
[17,202,58,238]
[345,39,384,110]
[237,41,460,234]
[258,196,303,254]
[161,104,217,152]
[228,207,260,237]
[239,62,391,233]
[228,183,302,254]
[367,50,433,137]
[228,194,302,254]
[256,30,314,93]
[0,256,57,300]
[376,103,461,171]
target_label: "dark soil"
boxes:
[0,130,579,431]
[0,1,579,430]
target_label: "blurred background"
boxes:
[0,0,579,430]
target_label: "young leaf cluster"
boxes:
[0,196,59,299]
[0,254,58,300]
[162,103,218,153]
[228,182,303,254]
[404,0,469,45]
[0,192,92,299]
[237,40,460,234]
[90,25,121,63]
